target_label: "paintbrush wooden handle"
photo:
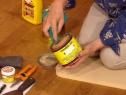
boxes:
[18,77,36,92]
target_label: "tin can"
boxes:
[51,34,82,65]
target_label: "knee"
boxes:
[102,61,124,70]
[102,61,126,70]
[100,47,126,70]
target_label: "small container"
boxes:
[1,66,15,83]
[50,34,82,66]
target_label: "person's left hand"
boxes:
[64,39,105,69]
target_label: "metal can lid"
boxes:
[39,53,58,68]
[1,66,15,76]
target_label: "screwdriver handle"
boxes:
[15,64,37,81]
[15,64,31,80]
[24,65,37,78]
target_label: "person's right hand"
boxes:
[43,0,67,41]
[64,39,105,69]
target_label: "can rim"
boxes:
[50,34,72,52]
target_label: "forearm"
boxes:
[53,0,68,8]
[83,38,105,55]
[92,38,105,51]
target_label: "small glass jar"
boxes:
[1,66,15,83]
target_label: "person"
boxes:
[43,0,126,69]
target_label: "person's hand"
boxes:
[43,0,67,41]
[65,39,105,69]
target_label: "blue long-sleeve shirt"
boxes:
[95,0,126,55]
[68,0,126,55]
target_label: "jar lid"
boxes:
[39,53,58,68]
[1,66,15,76]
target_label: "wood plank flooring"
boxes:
[0,0,126,95]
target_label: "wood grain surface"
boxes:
[0,0,126,95]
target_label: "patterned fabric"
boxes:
[66,0,76,9]
[95,0,126,55]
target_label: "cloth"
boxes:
[95,0,126,55]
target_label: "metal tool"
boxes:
[3,77,36,95]
[0,84,6,94]
[38,53,58,69]
[10,64,37,88]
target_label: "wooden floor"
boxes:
[1,0,126,95]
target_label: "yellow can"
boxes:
[22,0,43,24]
[51,34,82,65]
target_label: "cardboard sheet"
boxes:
[56,3,126,90]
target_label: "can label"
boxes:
[54,37,82,65]
[23,0,34,18]
[2,75,14,83]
